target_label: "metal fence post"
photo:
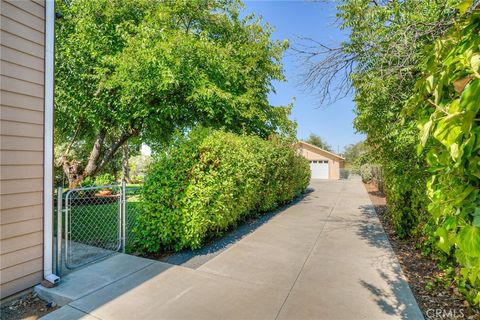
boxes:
[64,189,71,270]
[121,180,126,253]
[56,186,63,276]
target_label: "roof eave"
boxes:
[296,141,345,160]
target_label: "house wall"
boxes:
[329,159,341,180]
[1,0,46,298]
[297,143,344,180]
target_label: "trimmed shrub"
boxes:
[135,129,310,252]
[359,164,373,183]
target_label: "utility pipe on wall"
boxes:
[43,0,59,284]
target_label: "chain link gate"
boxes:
[55,182,131,275]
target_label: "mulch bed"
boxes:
[0,292,58,320]
[364,182,480,320]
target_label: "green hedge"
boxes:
[134,129,310,252]
[407,11,480,304]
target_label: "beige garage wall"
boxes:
[299,147,330,161]
[1,0,46,298]
[329,159,341,180]
[297,142,344,180]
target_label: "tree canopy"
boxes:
[342,141,368,167]
[55,0,295,187]
[304,133,333,152]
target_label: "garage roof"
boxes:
[296,141,345,160]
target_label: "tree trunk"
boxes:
[83,130,107,177]
[62,127,139,189]
[62,159,82,189]
[66,130,106,188]
[122,144,132,183]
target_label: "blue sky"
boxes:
[243,0,365,153]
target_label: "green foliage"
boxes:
[343,141,369,168]
[359,163,385,192]
[359,164,373,183]
[80,173,116,188]
[135,129,310,252]
[55,0,295,186]
[94,173,116,186]
[304,133,333,152]
[315,0,479,305]
[337,0,456,238]
[407,8,480,304]
[79,176,95,188]
[129,154,153,183]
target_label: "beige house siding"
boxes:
[296,141,345,180]
[1,0,46,298]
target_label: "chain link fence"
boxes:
[55,183,141,275]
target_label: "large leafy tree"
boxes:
[55,0,294,187]
[304,133,333,152]
[342,141,368,167]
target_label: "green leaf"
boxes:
[457,226,480,257]
[421,119,433,146]
[457,0,472,14]
[473,208,480,227]
[454,185,475,205]
[450,143,460,160]
[460,80,480,133]
[426,75,434,92]
[468,267,479,284]
[435,227,451,253]
[474,292,480,305]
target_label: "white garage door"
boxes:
[310,160,329,179]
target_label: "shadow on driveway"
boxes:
[356,204,423,320]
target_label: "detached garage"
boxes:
[296,141,345,180]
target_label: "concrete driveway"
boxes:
[41,177,423,320]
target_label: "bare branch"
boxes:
[292,39,357,105]
[293,1,456,107]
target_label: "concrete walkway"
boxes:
[41,177,423,320]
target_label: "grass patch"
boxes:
[65,197,140,253]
